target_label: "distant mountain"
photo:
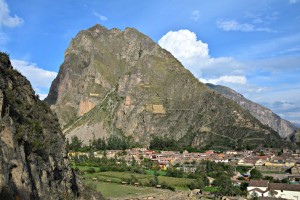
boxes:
[296,129,300,145]
[45,24,294,150]
[206,83,297,142]
[0,52,103,200]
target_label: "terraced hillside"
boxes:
[45,24,293,150]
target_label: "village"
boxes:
[69,147,300,199]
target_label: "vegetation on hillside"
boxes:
[45,25,294,150]
[0,52,62,158]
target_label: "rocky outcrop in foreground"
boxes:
[46,24,294,150]
[0,52,103,200]
[206,83,297,142]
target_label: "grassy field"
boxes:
[157,176,194,190]
[76,166,195,190]
[85,181,162,198]
[72,165,221,199]
[73,165,101,171]
[146,169,167,176]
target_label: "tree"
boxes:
[188,175,209,190]
[250,169,263,180]
[107,135,128,150]
[166,168,184,178]
[91,138,106,150]
[196,160,234,178]
[212,175,241,196]
[240,182,249,191]
[240,181,249,195]
[250,191,258,200]
[149,173,159,187]
[68,136,83,151]
[263,176,274,182]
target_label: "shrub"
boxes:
[86,167,96,174]
[161,181,175,191]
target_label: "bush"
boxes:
[149,174,159,187]
[250,169,263,180]
[166,168,184,178]
[86,167,96,173]
[161,181,175,191]
[74,167,80,173]
[188,178,205,190]
[236,166,252,174]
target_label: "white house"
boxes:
[266,183,300,200]
[247,180,300,200]
[214,158,229,163]
[226,150,238,155]
[247,180,269,197]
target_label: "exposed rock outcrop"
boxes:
[45,24,294,150]
[295,129,300,145]
[0,52,103,200]
[206,83,297,142]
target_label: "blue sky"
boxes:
[1,0,300,126]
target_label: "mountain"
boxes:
[296,129,300,145]
[45,24,293,150]
[0,52,102,200]
[206,83,297,141]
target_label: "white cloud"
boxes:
[11,59,57,99]
[289,0,298,4]
[190,10,200,21]
[158,29,244,78]
[199,75,247,85]
[217,19,275,32]
[245,11,278,25]
[217,20,254,32]
[38,94,48,100]
[240,33,300,58]
[247,87,268,93]
[261,100,300,126]
[158,29,300,125]
[159,30,209,61]
[0,0,23,28]
[93,12,108,21]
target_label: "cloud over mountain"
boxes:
[158,29,245,83]
[158,29,300,127]
[11,59,57,99]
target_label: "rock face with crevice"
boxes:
[0,52,103,200]
[45,24,294,149]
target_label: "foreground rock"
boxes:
[0,52,103,200]
[46,24,294,150]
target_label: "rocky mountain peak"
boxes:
[45,24,295,150]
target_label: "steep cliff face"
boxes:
[206,83,297,141]
[45,24,293,149]
[0,52,102,200]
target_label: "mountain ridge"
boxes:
[206,83,297,142]
[45,24,294,150]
